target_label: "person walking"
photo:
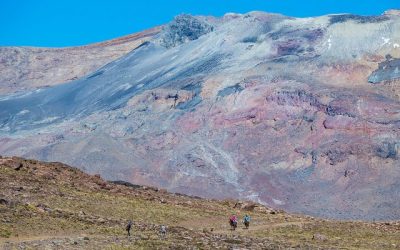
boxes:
[126,220,133,236]
[229,214,238,230]
[243,214,251,229]
[160,225,167,239]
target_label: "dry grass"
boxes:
[1,157,399,249]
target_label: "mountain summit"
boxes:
[0,11,399,220]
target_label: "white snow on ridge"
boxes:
[17,110,30,115]
[381,37,390,46]
[117,83,133,91]
[31,116,60,125]
[272,198,285,206]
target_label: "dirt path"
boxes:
[1,221,309,246]
[248,221,308,230]
[0,234,89,244]
[213,221,309,234]
[176,214,309,234]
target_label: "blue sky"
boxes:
[1,0,399,47]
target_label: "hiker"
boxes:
[126,220,133,236]
[243,214,251,229]
[229,214,238,230]
[160,225,167,238]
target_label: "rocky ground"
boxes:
[1,157,399,249]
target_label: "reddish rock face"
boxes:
[0,12,399,220]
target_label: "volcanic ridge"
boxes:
[0,10,399,221]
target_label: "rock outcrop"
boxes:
[160,14,214,48]
[368,57,400,83]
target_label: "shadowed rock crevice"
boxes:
[375,142,398,159]
[265,89,326,111]
[329,14,390,25]
[217,84,244,97]
[368,58,400,83]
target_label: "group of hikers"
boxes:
[125,214,251,237]
[229,214,251,230]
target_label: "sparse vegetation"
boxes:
[1,157,399,249]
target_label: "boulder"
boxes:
[312,233,328,241]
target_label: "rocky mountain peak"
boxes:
[159,14,214,48]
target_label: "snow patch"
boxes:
[118,83,132,91]
[199,142,239,186]
[272,198,285,206]
[32,116,60,125]
[394,43,400,48]
[17,110,30,115]
[381,37,390,46]
[246,192,268,206]
[324,35,332,50]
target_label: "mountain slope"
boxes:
[0,27,160,94]
[1,157,399,249]
[0,11,399,220]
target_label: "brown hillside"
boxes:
[0,156,399,249]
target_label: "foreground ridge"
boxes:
[1,156,399,249]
